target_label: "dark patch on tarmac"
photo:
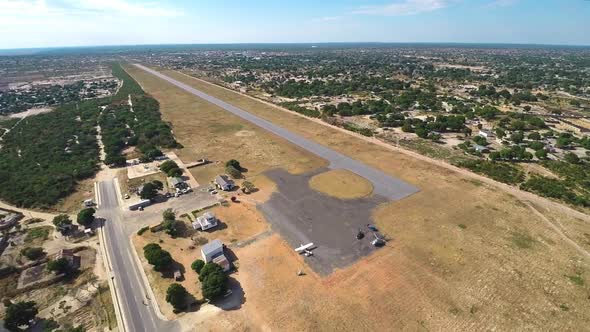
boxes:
[257,167,391,276]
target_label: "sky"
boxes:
[0,0,589,49]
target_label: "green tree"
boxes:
[167,167,183,178]
[4,301,38,332]
[225,159,242,171]
[159,160,179,174]
[140,182,159,200]
[191,259,205,273]
[199,262,228,300]
[52,214,72,230]
[143,243,173,271]
[20,247,45,260]
[77,208,95,227]
[166,283,188,311]
[47,258,70,274]
[528,132,541,140]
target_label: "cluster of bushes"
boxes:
[457,160,525,185]
[194,261,228,300]
[162,209,181,237]
[281,103,321,118]
[342,122,373,137]
[521,176,589,207]
[489,146,533,161]
[100,94,179,166]
[271,76,405,98]
[20,247,45,260]
[0,99,100,208]
[143,243,173,271]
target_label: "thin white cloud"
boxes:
[484,0,518,8]
[354,0,450,16]
[65,0,183,17]
[312,16,344,23]
[0,0,182,20]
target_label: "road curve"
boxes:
[97,180,178,332]
[134,64,419,201]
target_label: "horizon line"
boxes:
[1,41,590,52]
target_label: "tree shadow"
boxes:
[210,276,245,311]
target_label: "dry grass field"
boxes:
[309,169,373,199]
[126,65,590,330]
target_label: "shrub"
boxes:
[20,247,45,260]
[191,259,205,273]
[137,226,149,236]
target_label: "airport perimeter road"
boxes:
[97,180,178,332]
[134,64,419,200]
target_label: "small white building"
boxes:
[201,239,224,263]
[478,130,495,138]
[192,212,218,231]
[215,175,235,191]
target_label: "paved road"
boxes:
[97,180,178,332]
[134,64,419,201]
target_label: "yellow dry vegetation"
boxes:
[125,65,590,330]
[309,169,373,199]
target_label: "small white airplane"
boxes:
[295,243,315,254]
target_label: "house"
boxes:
[478,130,495,138]
[473,144,489,153]
[201,239,224,263]
[215,175,235,191]
[192,212,218,231]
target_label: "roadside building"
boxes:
[215,175,235,191]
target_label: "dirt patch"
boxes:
[235,130,255,137]
[309,169,373,199]
[51,177,95,214]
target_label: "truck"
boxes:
[128,199,151,211]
